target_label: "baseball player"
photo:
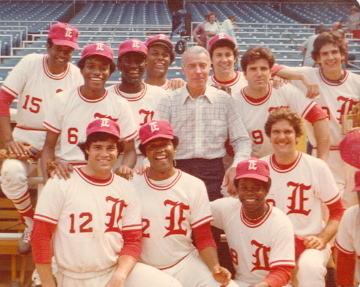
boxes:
[0,22,83,255]
[132,120,236,287]
[144,34,185,91]
[261,108,345,287]
[107,39,171,170]
[41,42,137,182]
[285,31,360,207]
[31,118,182,287]
[335,170,360,287]
[231,46,329,163]
[211,158,295,287]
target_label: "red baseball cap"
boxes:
[208,33,236,52]
[48,22,79,49]
[118,39,148,58]
[145,34,174,51]
[352,170,360,192]
[139,120,174,145]
[235,158,270,182]
[81,42,113,61]
[86,118,120,139]
[339,131,360,169]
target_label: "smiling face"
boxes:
[145,138,176,180]
[146,44,172,76]
[269,119,298,156]
[316,43,344,75]
[237,178,268,215]
[81,56,111,93]
[85,139,118,178]
[47,43,74,73]
[118,52,146,85]
[211,46,236,77]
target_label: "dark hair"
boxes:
[315,25,330,34]
[147,44,176,64]
[77,55,116,75]
[241,46,275,72]
[78,132,125,160]
[206,12,216,21]
[264,108,303,138]
[138,136,179,156]
[234,177,272,191]
[312,31,346,61]
[47,38,54,47]
[209,39,240,63]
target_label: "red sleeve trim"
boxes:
[327,198,346,221]
[119,229,142,260]
[0,88,15,117]
[31,219,56,263]
[336,247,355,285]
[264,265,292,287]
[304,104,329,124]
[193,222,217,252]
[270,64,285,77]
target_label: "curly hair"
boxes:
[264,108,303,138]
[241,46,275,72]
[312,31,346,61]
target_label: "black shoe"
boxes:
[18,226,32,255]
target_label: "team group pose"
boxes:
[0,15,359,287]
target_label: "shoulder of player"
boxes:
[211,197,239,211]
[341,204,360,223]
[143,83,169,98]
[112,173,138,194]
[206,85,232,100]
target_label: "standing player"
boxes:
[0,22,83,255]
[232,46,330,162]
[132,120,235,287]
[262,108,345,287]
[41,42,137,182]
[107,39,172,170]
[286,31,360,207]
[335,170,360,287]
[144,34,185,91]
[31,118,182,287]
[211,158,295,287]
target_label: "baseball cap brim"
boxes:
[235,173,269,182]
[142,134,174,145]
[52,38,79,50]
[148,40,173,51]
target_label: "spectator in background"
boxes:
[348,5,360,38]
[205,12,220,49]
[332,21,343,31]
[333,29,349,68]
[220,16,238,47]
[193,13,208,48]
[300,25,329,67]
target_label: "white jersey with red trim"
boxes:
[107,82,169,154]
[211,198,295,286]
[335,205,360,284]
[43,87,137,162]
[34,167,142,276]
[233,83,317,158]
[262,152,341,236]
[290,67,360,147]
[1,54,83,149]
[131,169,213,269]
[207,71,247,97]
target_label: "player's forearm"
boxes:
[109,255,138,285]
[0,116,14,144]
[120,140,136,169]
[40,146,56,182]
[275,68,304,81]
[312,118,330,161]
[35,263,56,287]
[199,246,221,273]
[318,219,340,246]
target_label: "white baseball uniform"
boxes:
[132,169,237,287]
[107,82,169,168]
[211,198,295,287]
[262,152,341,287]
[33,167,182,287]
[291,67,360,207]
[233,82,322,159]
[0,53,83,216]
[335,204,360,285]
[43,87,137,163]
[207,71,247,96]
